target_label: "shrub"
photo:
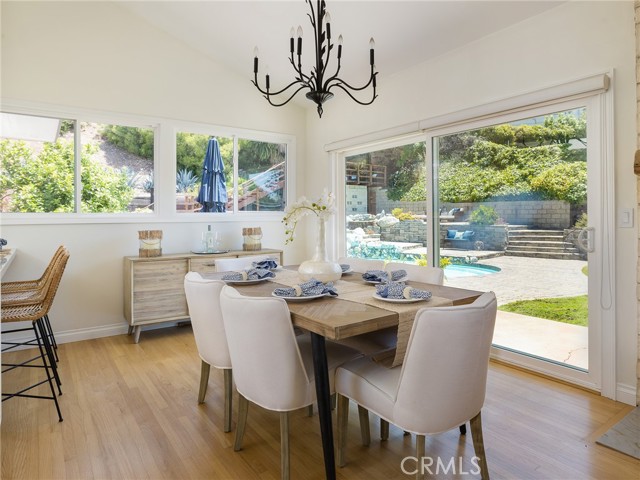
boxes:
[574,212,588,229]
[391,208,417,221]
[176,168,199,193]
[469,205,499,225]
[415,255,451,269]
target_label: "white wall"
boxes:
[305,1,637,399]
[0,2,308,341]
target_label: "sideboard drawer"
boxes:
[189,257,223,275]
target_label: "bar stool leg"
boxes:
[38,321,62,393]
[34,319,63,422]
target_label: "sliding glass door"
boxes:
[428,98,604,390]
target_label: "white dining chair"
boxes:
[214,254,277,272]
[219,285,361,480]
[337,256,384,273]
[335,291,497,480]
[385,261,444,285]
[183,272,233,432]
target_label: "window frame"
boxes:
[1,102,295,225]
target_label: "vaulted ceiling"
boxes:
[121,1,563,108]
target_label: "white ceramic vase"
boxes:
[298,217,342,283]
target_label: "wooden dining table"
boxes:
[207,267,483,480]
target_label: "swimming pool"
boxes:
[444,263,501,278]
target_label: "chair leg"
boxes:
[223,369,233,433]
[336,394,349,467]
[234,394,249,452]
[34,319,63,422]
[357,405,370,446]
[37,319,62,394]
[380,419,389,441]
[470,412,490,480]
[43,314,59,362]
[280,412,290,480]
[459,423,467,435]
[198,360,210,404]
[415,435,425,480]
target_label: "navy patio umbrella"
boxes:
[197,137,227,212]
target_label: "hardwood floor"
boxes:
[2,326,638,479]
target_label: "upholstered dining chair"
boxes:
[183,272,233,432]
[384,261,444,285]
[335,291,497,480]
[219,286,361,480]
[336,260,445,358]
[337,256,384,273]
[214,254,277,272]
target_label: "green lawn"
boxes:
[498,295,588,326]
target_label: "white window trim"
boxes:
[0,99,296,225]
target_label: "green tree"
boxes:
[1,139,134,213]
[385,142,425,201]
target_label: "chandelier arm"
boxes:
[331,84,378,106]
[252,77,307,97]
[263,85,311,107]
[326,71,377,92]
[288,56,314,87]
[322,61,341,92]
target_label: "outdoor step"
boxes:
[505,247,580,255]
[508,229,565,235]
[508,233,565,240]
[506,243,579,251]
[505,250,583,259]
[508,240,576,248]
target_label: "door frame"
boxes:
[424,94,614,397]
[329,73,615,399]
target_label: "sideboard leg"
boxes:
[133,326,142,344]
[127,325,134,335]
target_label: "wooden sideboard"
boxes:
[123,249,283,343]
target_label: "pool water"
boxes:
[444,264,501,278]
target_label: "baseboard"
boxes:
[54,323,130,344]
[616,383,638,406]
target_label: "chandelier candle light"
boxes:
[283,190,342,282]
[252,0,378,118]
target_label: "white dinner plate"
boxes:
[362,276,407,284]
[271,292,327,302]
[224,277,271,285]
[372,293,429,304]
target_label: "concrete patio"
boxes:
[443,254,589,370]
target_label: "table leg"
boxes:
[310,332,336,480]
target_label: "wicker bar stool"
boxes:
[2,246,66,361]
[1,249,69,422]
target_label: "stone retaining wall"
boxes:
[374,188,573,229]
[378,220,508,251]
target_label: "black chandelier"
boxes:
[252,0,378,118]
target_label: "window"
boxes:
[174,133,287,214]
[237,139,286,212]
[175,132,234,213]
[0,112,155,214]
[343,140,427,260]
